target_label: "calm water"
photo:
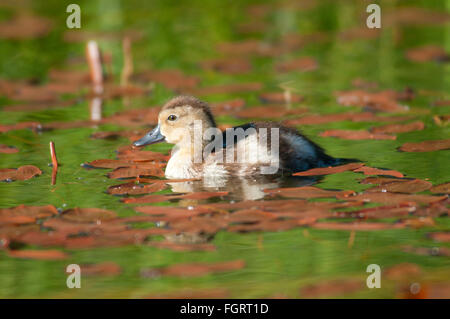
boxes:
[0,0,449,298]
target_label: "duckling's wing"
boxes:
[221,123,256,148]
[251,122,337,172]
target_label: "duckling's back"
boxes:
[221,122,346,175]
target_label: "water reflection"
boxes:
[168,174,320,201]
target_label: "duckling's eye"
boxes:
[167,115,178,121]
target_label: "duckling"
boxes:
[133,95,344,179]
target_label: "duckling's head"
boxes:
[133,96,217,147]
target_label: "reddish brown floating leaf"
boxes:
[384,263,422,281]
[275,57,318,72]
[430,182,450,194]
[15,230,67,247]
[366,179,432,194]
[107,181,166,195]
[61,208,117,223]
[141,259,245,278]
[8,249,68,260]
[116,148,169,162]
[226,209,277,224]
[100,107,160,128]
[293,162,364,176]
[259,92,304,104]
[0,205,58,219]
[42,218,127,237]
[338,193,447,205]
[0,215,35,225]
[15,165,42,180]
[336,90,408,112]
[0,224,40,243]
[108,166,165,179]
[300,279,363,298]
[81,262,122,276]
[312,222,405,231]
[406,45,449,63]
[62,228,163,249]
[428,232,450,243]
[320,129,396,140]
[0,165,42,181]
[341,205,414,219]
[0,144,18,154]
[360,176,408,185]
[169,216,229,234]
[264,186,354,199]
[371,121,425,134]
[0,169,21,181]
[399,139,450,152]
[353,166,404,178]
[48,68,90,84]
[85,159,133,169]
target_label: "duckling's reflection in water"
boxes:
[168,174,320,201]
[161,175,320,244]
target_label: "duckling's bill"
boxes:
[133,124,165,147]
